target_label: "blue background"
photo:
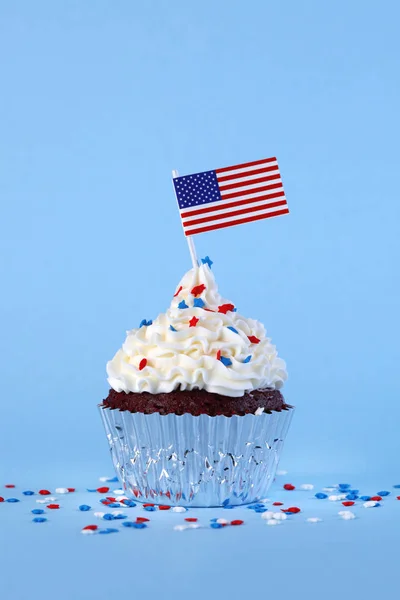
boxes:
[0,1,399,598]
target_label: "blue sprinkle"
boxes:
[31,509,45,515]
[122,499,137,507]
[210,518,218,522]
[22,491,35,496]
[103,513,115,521]
[378,491,390,496]
[346,494,358,500]
[193,298,205,308]
[232,308,237,312]
[338,483,351,490]
[220,356,232,367]
[100,499,109,504]
[201,256,213,268]
[222,498,230,506]
[242,355,252,363]
[107,476,119,483]
[139,319,152,328]
[169,325,177,332]
[247,503,265,509]
[255,507,268,513]
[6,498,19,503]
[107,503,121,508]
[360,496,371,501]
[87,489,97,492]
[144,506,156,512]
[99,528,119,534]
[79,505,91,512]
[393,484,400,489]
[112,514,127,520]
[210,522,223,529]
[33,517,47,523]
[223,505,235,509]
[227,326,239,334]
[350,489,359,494]
[315,493,328,499]
[178,300,188,309]
[123,521,147,529]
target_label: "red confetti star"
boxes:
[96,487,110,494]
[82,525,98,531]
[47,504,60,510]
[189,316,199,327]
[216,350,221,360]
[173,285,183,297]
[39,490,51,496]
[218,303,235,314]
[273,501,284,506]
[371,496,382,501]
[283,484,295,491]
[143,503,155,507]
[139,358,147,371]
[0,497,4,502]
[342,501,355,507]
[67,488,75,493]
[284,507,301,513]
[159,505,171,510]
[106,497,117,502]
[231,520,244,526]
[248,335,260,344]
[185,517,198,522]
[191,283,206,297]
[397,496,400,500]
[136,517,150,523]
[5,485,15,489]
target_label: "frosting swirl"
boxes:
[107,263,287,398]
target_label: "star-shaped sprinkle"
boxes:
[189,316,199,327]
[201,256,213,268]
[139,358,147,370]
[243,355,252,363]
[218,303,235,314]
[220,356,232,367]
[227,326,238,334]
[139,319,152,328]
[216,350,221,360]
[191,283,206,297]
[248,335,260,344]
[193,298,205,308]
[173,285,183,297]
[169,325,177,332]
[178,300,188,309]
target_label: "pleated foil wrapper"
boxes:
[98,405,294,507]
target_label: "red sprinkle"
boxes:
[67,488,75,493]
[106,497,117,502]
[371,496,382,501]
[139,358,147,371]
[273,502,284,506]
[284,507,301,513]
[159,505,171,511]
[189,316,199,327]
[216,350,221,360]
[397,496,400,500]
[82,525,98,531]
[283,484,295,491]
[173,286,183,297]
[5,485,15,489]
[185,517,198,522]
[143,503,155,508]
[136,517,150,523]
[191,284,206,297]
[231,520,244,526]
[203,308,215,312]
[218,303,235,314]
[96,487,110,494]
[342,501,355,507]
[248,335,261,344]
[0,497,4,502]
[47,504,60,509]
[39,490,51,496]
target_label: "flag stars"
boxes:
[189,316,199,327]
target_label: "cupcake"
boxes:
[99,259,293,507]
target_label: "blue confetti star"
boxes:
[122,499,137,507]
[32,517,47,523]
[178,300,188,309]
[169,324,177,331]
[103,513,115,521]
[210,522,223,529]
[201,256,213,268]
[378,491,390,496]
[139,319,152,328]
[79,505,91,512]
[22,491,35,496]
[99,528,119,534]
[227,326,238,334]
[31,509,45,515]
[6,498,19,503]
[219,356,232,367]
[242,355,252,363]
[193,298,205,308]
[315,493,328,499]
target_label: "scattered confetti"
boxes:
[6,498,19,503]
[0,498,5,502]
[363,501,380,508]
[193,298,205,308]
[97,487,110,494]
[22,491,35,496]
[284,507,301,514]
[169,325,177,332]
[283,484,295,491]
[98,528,119,534]
[123,521,147,529]
[159,505,171,511]
[342,501,355,507]
[227,326,239,334]
[139,358,148,371]
[173,286,183,297]
[377,491,390,497]
[191,283,206,297]
[339,511,355,520]
[5,485,15,489]
[31,509,45,515]
[370,496,382,501]
[300,484,314,491]
[231,520,244,526]
[273,502,284,506]
[267,519,281,526]
[82,525,97,532]
[307,517,322,523]
[136,517,150,523]
[201,256,213,268]
[178,300,188,309]
[248,335,260,344]
[38,490,51,496]
[172,506,186,513]
[121,499,137,508]
[219,356,232,367]
[218,303,235,314]
[210,522,224,529]
[144,506,157,512]
[185,518,198,522]
[261,511,275,520]
[79,505,91,512]
[47,504,60,510]
[55,488,69,494]
[139,319,152,328]
[32,517,47,523]
[243,355,252,363]
[189,316,199,327]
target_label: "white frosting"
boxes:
[107,263,287,398]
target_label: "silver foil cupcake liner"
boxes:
[98,405,294,507]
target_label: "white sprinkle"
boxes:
[172,506,187,513]
[81,529,95,535]
[47,497,57,502]
[216,518,229,525]
[111,510,125,516]
[307,517,322,523]
[323,487,336,492]
[116,496,129,502]
[272,512,287,521]
[187,523,201,529]
[99,477,111,482]
[55,488,69,494]
[261,511,275,520]
[300,484,314,491]
[94,512,105,519]
[36,499,50,504]
[364,501,379,508]
[337,494,347,500]
[328,495,340,501]
[174,524,189,531]
[113,489,124,495]
[338,510,355,520]
[255,407,264,416]
[260,498,271,503]
[276,470,287,476]
[267,519,281,526]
